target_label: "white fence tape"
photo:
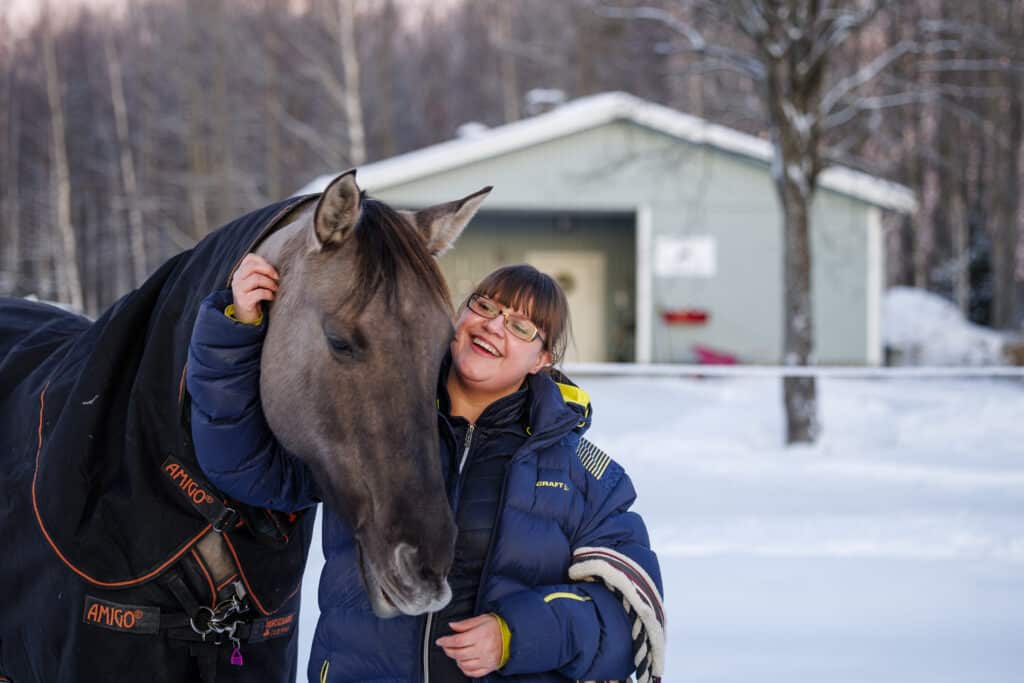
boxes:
[562,363,1024,379]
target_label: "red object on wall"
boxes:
[661,309,709,325]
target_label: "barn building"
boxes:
[301,92,915,365]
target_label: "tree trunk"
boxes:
[339,0,366,165]
[912,94,934,289]
[951,178,970,316]
[374,0,399,159]
[495,1,520,123]
[992,73,1022,329]
[759,17,826,445]
[83,191,99,316]
[180,0,211,240]
[261,5,283,203]
[104,31,147,289]
[2,45,19,295]
[43,8,84,311]
[777,171,820,443]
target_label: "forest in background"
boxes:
[1,0,1022,324]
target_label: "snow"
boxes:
[523,88,567,115]
[455,121,489,139]
[296,374,1024,682]
[884,287,1008,365]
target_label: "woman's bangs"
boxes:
[479,271,552,328]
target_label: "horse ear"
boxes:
[313,169,362,248]
[405,186,492,257]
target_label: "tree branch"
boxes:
[820,39,917,116]
[588,1,766,80]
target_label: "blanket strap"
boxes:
[568,547,666,683]
[161,456,239,532]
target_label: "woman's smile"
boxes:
[470,335,502,357]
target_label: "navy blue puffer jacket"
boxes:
[187,290,662,682]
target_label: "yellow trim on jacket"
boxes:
[555,383,590,416]
[542,591,592,603]
[224,303,263,326]
[490,613,512,669]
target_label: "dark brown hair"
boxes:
[350,197,452,314]
[465,264,571,367]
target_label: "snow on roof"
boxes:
[299,92,916,212]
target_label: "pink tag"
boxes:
[230,648,244,666]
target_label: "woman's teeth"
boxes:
[472,337,500,356]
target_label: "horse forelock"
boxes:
[347,198,452,316]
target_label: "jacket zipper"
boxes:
[457,424,475,474]
[422,424,476,682]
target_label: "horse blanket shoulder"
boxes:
[0,195,316,613]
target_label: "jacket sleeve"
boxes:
[187,289,319,513]
[493,461,663,681]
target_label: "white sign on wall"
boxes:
[654,235,717,277]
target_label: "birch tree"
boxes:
[42,5,84,311]
[338,0,366,165]
[104,29,147,287]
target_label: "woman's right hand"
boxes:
[231,253,279,323]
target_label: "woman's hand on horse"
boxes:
[231,253,279,323]
[436,614,504,678]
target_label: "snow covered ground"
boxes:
[297,374,1024,682]
[883,287,1010,365]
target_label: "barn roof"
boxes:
[300,91,916,212]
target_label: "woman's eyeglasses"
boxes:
[467,294,546,344]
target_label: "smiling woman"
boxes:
[420,264,664,683]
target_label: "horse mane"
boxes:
[349,196,453,315]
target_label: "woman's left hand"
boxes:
[436,614,503,678]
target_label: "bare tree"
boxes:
[590,0,942,443]
[491,1,521,123]
[339,0,366,165]
[0,18,18,295]
[42,5,84,311]
[988,0,1023,330]
[104,29,147,287]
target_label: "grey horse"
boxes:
[0,169,490,682]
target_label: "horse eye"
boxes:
[327,335,355,357]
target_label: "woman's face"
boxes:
[449,295,551,399]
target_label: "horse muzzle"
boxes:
[359,542,452,618]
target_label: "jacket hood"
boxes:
[524,369,592,451]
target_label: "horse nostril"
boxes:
[420,565,438,583]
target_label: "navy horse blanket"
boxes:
[0,196,317,682]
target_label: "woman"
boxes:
[187,255,663,682]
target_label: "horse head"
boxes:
[256,169,490,617]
